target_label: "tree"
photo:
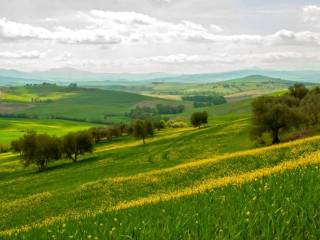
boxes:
[90,127,105,143]
[251,96,302,144]
[11,139,23,155]
[130,119,154,144]
[62,131,94,162]
[153,118,166,131]
[288,83,309,100]
[11,131,62,171]
[190,111,208,128]
[33,134,62,171]
[300,93,320,126]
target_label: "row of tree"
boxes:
[10,111,209,171]
[11,131,94,171]
[127,104,185,120]
[182,95,227,107]
[251,84,320,144]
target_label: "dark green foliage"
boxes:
[62,131,94,163]
[183,95,227,107]
[128,104,184,119]
[251,96,302,144]
[90,125,127,143]
[288,83,309,100]
[127,106,158,119]
[153,118,166,130]
[11,131,62,171]
[251,84,320,144]
[300,92,320,126]
[190,111,209,128]
[130,119,155,144]
[156,104,185,114]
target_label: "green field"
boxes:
[0,118,97,145]
[0,84,181,123]
[0,81,319,239]
[99,75,303,102]
[1,93,320,239]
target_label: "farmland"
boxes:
[0,78,319,239]
[0,84,181,124]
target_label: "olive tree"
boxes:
[190,111,208,128]
[251,96,302,144]
[62,131,94,162]
[130,119,154,144]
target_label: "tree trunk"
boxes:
[142,137,145,144]
[272,129,280,144]
[73,152,78,163]
[38,161,46,172]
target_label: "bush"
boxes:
[166,120,187,128]
[190,111,208,128]
[183,95,226,107]
[156,104,185,114]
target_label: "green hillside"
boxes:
[0,84,180,123]
[101,75,307,102]
[0,118,97,145]
[0,95,319,239]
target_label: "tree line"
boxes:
[182,95,227,108]
[10,119,162,171]
[11,130,94,171]
[251,84,320,144]
[10,110,209,171]
[127,104,185,119]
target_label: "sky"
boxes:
[0,0,320,73]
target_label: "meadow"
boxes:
[1,108,320,239]
[0,118,96,145]
[0,84,179,123]
[0,81,319,239]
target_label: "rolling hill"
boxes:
[110,75,309,102]
[0,100,319,239]
[0,84,181,123]
[1,68,320,87]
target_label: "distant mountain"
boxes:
[222,75,298,85]
[0,68,319,86]
[148,69,320,83]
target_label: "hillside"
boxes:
[0,106,319,239]
[0,118,97,145]
[0,84,180,123]
[111,75,305,101]
[1,68,320,87]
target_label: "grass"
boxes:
[1,118,320,238]
[13,163,318,240]
[1,84,182,123]
[106,75,299,100]
[0,85,319,239]
[0,118,97,145]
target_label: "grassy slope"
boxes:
[0,84,179,123]
[0,118,97,145]
[109,75,300,100]
[0,96,319,238]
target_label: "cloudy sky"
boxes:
[0,0,320,73]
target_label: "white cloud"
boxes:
[0,50,44,59]
[303,5,320,23]
[1,11,320,47]
[210,24,224,33]
[0,18,51,40]
[270,30,320,46]
[0,17,122,45]
[138,52,305,65]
